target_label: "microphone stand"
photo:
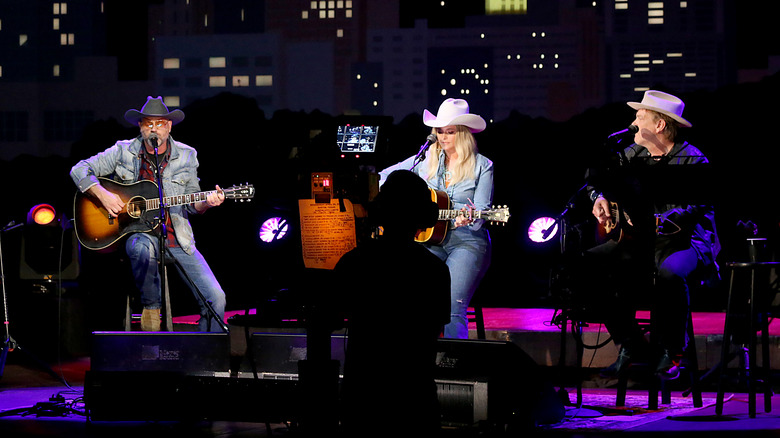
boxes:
[410,135,436,171]
[150,139,228,333]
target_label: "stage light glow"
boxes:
[259,217,290,243]
[28,204,57,226]
[528,216,558,243]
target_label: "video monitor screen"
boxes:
[337,124,379,153]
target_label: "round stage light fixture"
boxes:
[28,204,58,226]
[528,216,558,243]
[259,217,290,243]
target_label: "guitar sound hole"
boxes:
[127,199,145,218]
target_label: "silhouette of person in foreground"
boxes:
[334,170,451,437]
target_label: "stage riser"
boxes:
[85,334,564,427]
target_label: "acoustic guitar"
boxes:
[74,177,254,251]
[415,188,511,244]
[594,200,633,245]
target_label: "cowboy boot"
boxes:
[141,308,161,331]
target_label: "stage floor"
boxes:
[2,308,780,437]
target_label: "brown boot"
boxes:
[141,308,161,331]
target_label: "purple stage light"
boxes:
[528,217,558,243]
[259,217,290,243]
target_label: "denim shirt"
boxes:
[379,150,494,232]
[70,135,202,255]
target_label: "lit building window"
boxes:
[53,3,68,14]
[209,76,227,87]
[164,96,181,107]
[319,10,326,18]
[667,52,683,58]
[648,2,664,24]
[615,0,628,10]
[232,75,250,87]
[337,28,343,37]
[302,11,309,19]
[19,34,28,46]
[620,74,632,78]
[680,1,688,7]
[0,66,3,78]
[311,1,317,8]
[685,72,697,77]
[346,9,352,18]
[256,75,273,86]
[163,58,181,69]
[356,74,362,79]
[634,67,650,72]
[441,89,447,96]
[53,18,60,30]
[209,57,226,68]
[53,65,60,77]
[60,33,75,46]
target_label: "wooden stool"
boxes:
[124,265,173,331]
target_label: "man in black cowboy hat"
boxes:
[71,96,227,331]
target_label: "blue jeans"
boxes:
[125,233,226,331]
[428,227,491,339]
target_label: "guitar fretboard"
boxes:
[146,190,221,209]
[438,210,489,221]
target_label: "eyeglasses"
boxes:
[142,119,169,129]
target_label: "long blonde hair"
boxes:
[424,125,477,185]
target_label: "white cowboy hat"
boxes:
[627,90,692,128]
[423,98,486,133]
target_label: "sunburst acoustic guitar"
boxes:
[74,177,254,251]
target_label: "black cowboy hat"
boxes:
[124,96,185,126]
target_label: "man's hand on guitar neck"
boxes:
[87,184,125,218]
[194,185,226,213]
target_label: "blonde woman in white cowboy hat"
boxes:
[71,96,227,332]
[586,90,720,380]
[379,98,494,339]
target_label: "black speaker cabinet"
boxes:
[434,339,564,429]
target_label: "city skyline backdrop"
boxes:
[1,0,778,160]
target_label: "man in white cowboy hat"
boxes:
[587,90,720,380]
[70,96,227,332]
[378,98,494,339]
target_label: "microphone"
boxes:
[413,133,438,161]
[148,133,159,149]
[607,124,638,139]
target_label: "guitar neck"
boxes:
[146,190,220,210]
[438,209,490,221]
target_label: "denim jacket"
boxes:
[70,135,202,254]
[379,150,494,233]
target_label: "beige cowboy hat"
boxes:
[423,98,486,133]
[124,96,185,126]
[627,90,692,128]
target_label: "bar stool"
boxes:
[716,261,780,418]
[615,312,702,410]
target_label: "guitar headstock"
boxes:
[485,206,510,223]
[224,183,255,201]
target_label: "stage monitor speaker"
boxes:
[90,331,230,375]
[434,339,565,429]
[242,332,347,376]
